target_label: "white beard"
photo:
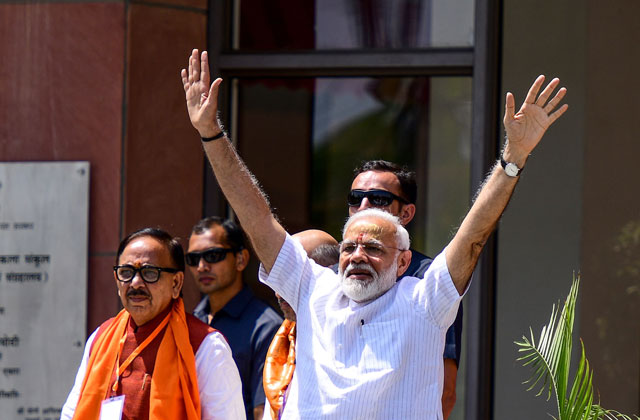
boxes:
[339,260,398,303]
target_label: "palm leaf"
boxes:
[515,276,639,420]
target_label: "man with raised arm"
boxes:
[181,48,567,419]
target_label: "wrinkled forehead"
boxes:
[343,218,396,245]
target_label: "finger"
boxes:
[535,77,560,106]
[547,103,569,125]
[504,92,515,123]
[207,78,223,106]
[201,51,210,88]
[191,49,200,82]
[543,86,567,113]
[181,69,189,91]
[524,75,545,104]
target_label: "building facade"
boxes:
[1,0,638,418]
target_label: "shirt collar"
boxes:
[193,285,253,319]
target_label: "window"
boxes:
[209,2,501,419]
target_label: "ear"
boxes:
[235,249,250,271]
[396,250,412,277]
[398,203,416,225]
[171,272,184,299]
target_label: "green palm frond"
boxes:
[515,276,639,420]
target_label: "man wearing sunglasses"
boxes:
[182,48,568,419]
[61,228,245,420]
[348,160,463,419]
[188,216,283,420]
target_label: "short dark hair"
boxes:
[116,227,185,272]
[308,244,340,267]
[190,216,246,251]
[353,160,417,204]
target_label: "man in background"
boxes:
[347,160,463,418]
[188,217,282,420]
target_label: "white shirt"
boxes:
[259,235,462,420]
[60,329,246,420]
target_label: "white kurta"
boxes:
[60,329,246,420]
[259,235,462,420]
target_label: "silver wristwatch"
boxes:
[500,157,522,177]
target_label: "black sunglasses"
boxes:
[347,189,409,208]
[185,247,240,267]
[113,264,179,284]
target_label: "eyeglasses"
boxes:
[113,265,179,283]
[347,189,409,208]
[339,241,405,258]
[185,247,239,267]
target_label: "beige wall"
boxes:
[496,0,639,418]
[496,0,586,418]
[580,0,640,412]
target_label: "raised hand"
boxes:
[503,75,568,166]
[181,49,222,138]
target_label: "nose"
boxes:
[350,244,368,263]
[130,271,146,288]
[196,257,209,272]
[357,197,373,212]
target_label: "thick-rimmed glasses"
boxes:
[113,264,179,283]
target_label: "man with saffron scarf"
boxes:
[60,228,245,420]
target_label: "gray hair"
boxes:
[342,208,410,250]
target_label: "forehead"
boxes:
[351,170,402,195]
[119,236,172,265]
[344,217,396,244]
[188,224,228,251]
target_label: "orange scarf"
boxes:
[263,319,296,419]
[72,298,201,420]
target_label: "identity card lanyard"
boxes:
[111,312,172,392]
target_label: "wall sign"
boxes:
[0,162,89,420]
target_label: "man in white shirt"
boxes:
[180,48,568,419]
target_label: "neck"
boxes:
[207,277,243,315]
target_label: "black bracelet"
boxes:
[201,131,225,142]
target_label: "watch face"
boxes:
[505,163,519,177]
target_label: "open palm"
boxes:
[504,75,568,162]
[181,49,222,137]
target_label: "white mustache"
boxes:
[344,262,377,278]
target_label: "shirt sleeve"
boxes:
[410,249,463,329]
[60,329,98,420]
[196,331,247,420]
[258,234,328,315]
